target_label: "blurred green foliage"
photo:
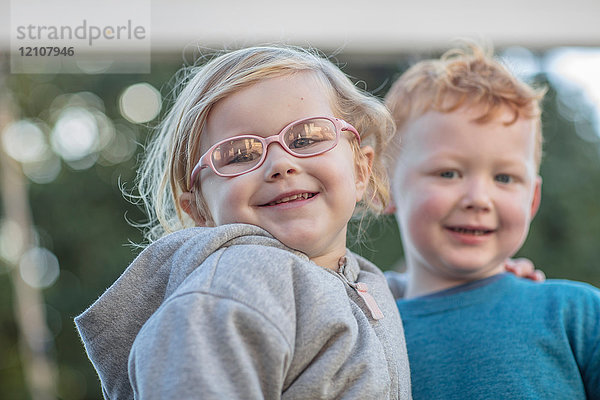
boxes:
[1,50,599,399]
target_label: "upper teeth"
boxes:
[269,193,313,205]
[451,227,490,235]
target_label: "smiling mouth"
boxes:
[447,227,494,236]
[264,192,316,206]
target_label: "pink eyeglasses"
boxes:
[190,116,360,181]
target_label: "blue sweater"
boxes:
[397,273,600,399]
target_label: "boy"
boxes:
[384,45,600,399]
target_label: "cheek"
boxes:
[402,185,450,222]
[199,181,222,223]
[324,163,360,210]
[324,146,361,195]
[498,194,532,233]
[495,191,535,253]
[200,178,245,225]
[399,186,450,240]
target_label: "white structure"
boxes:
[2,0,599,54]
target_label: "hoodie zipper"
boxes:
[337,257,384,320]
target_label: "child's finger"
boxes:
[504,258,545,282]
[531,269,546,282]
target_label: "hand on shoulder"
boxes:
[504,258,546,282]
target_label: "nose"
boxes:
[460,177,492,211]
[262,142,300,181]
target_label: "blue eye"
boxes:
[495,174,512,184]
[440,170,458,179]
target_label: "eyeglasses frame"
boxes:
[190,116,360,183]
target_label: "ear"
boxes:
[355,145,374,202]
[530,176,542,218]
[179,192,210,227]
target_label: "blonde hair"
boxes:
[384,44,546,174]
[137,45,394,242]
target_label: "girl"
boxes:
[75,45,412,399]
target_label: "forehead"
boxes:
[400,106,537,163]
[202,72,335,150]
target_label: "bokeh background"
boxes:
[1,1,600,399]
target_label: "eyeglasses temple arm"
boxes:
[189,162,208,191]
[340,120,361,145]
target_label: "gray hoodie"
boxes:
[75,224,411,399]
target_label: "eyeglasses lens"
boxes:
[283,119,337,155]
[211,118,338,175]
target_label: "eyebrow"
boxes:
[422,151,532,168]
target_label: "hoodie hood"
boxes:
[75,224,296,399]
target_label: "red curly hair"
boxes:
[385,44,546,171]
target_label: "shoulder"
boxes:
[544,278,600,294]
[160,244,329,338]
[137,271,299,358]
[544,278,600,309]
[510,274,600,297]
[210,242,314,288]
[508,275,600,312]
[143,289,294,345]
